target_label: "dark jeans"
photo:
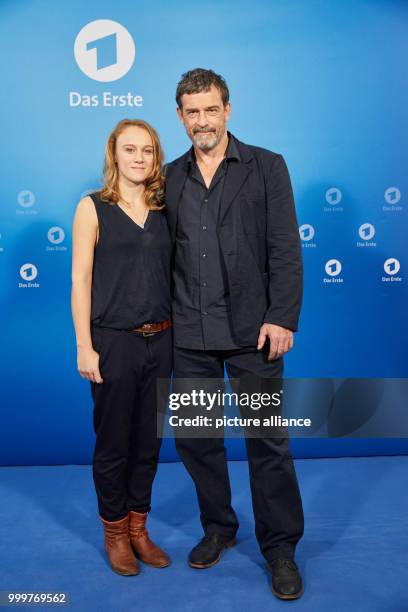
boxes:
[90,326,172,521]
[173,344,304,562]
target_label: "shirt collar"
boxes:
[225,133,241,161]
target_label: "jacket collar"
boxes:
[165,132,253,238]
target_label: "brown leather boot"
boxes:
[129,511,170,568]
[100,515,140,576]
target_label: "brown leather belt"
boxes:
[131,319,172,337]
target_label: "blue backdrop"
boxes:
[1,0,407,465]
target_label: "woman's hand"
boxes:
[77,346,103,383]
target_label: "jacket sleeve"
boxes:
[263,154,303,331]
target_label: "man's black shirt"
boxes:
[172,136,241,349]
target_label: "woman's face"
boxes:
[115,126,155,185]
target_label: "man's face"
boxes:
[177,85,231,151]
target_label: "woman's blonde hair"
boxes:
[100,119,165,210]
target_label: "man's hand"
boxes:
[257,323,294,361]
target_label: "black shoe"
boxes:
[268,558,303,600]
[188,534,236,569]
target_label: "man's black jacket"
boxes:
[164,133,303,346]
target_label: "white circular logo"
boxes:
[325,259,342,277]
[384,187,401,205]
[74,20,135,82]
[384,258,400,276]
[358,223,375,241]
[17,190,35,208]
[47,226,65,244]
[20,263,38,281]
[325,187,342,206]
[299,224,315,242]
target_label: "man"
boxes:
[165,68,304,600]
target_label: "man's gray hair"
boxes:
[176,68,230,108]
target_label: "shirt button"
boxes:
[202,311,208,316]
[202,281,207,287]
[202,253,207,258]
[204,199,208,203]
[202,225,207,231]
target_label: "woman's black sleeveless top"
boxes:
[89,192,172,330]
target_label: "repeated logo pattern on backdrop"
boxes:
[299,186,403,285]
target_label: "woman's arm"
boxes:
[71,196,103,383]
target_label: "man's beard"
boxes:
[191,127,224,151]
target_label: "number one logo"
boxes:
[86,33,117,70]
[74,20,135,82]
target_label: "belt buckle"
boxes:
[142,324,156,337]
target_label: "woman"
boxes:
[71,119,172,576]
